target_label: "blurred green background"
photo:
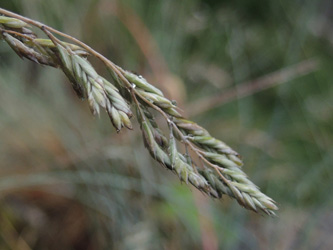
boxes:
[0,0,332,249]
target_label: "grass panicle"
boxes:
[0,11,278,215]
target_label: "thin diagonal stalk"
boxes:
[188,59,319,116]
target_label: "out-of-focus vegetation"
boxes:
[0,0,332,249]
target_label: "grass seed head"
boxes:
[0,10,278,216]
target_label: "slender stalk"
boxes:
[188,59,319,116]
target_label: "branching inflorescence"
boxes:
[0,9,278,215]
